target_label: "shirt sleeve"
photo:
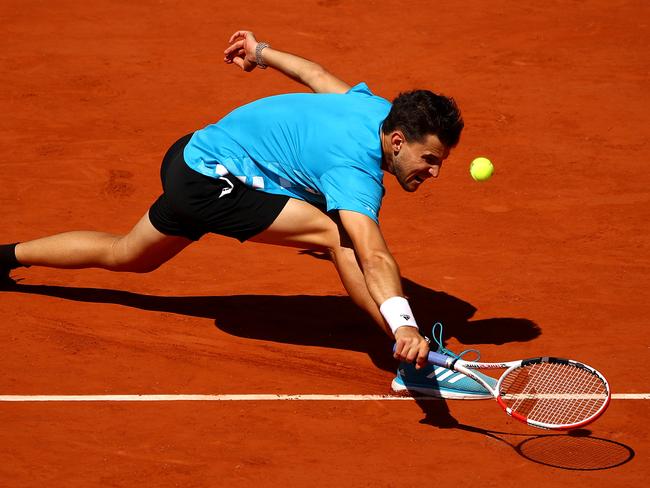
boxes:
[320,165,384,223]
[346,82,373,96]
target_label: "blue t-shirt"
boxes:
[183,83,391,222]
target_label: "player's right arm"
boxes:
[224,30,351,94]
[338,210,430,368]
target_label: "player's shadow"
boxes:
[4,263,539,426]
[4,277,540,372]
[211,276,541,371]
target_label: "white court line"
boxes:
[0,393,647,402]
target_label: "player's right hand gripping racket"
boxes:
[423,350,610,430]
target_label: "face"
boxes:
[389,133,449,192]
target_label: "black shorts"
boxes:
[148,133,290,242]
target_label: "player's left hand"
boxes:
[393,327,430,369]
[224,30,260,72]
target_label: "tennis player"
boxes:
[1,30,494,399]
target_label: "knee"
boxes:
[107,238,163,273]
[327,244,356,264]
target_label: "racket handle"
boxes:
[427,350,454,368]
[392,344,454,369]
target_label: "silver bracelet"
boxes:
[255,42,270,69]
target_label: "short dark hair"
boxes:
[382,90,464,148]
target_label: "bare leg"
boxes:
[250,199,390,336]
[15,212,192,273]
[13,199,388,333]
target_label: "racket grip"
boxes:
[427,350,454,368]
[392,344,453,368]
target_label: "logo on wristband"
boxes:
[400,314,411,321]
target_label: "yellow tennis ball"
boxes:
[470,157,494,182]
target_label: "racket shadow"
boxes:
[453,424,635,470]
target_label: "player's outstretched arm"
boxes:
[338,210,430,368]
[224,30,351,94]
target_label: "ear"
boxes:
[390,131,405,154]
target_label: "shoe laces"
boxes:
[431,322,481,362]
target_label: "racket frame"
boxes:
[425,351,611,430]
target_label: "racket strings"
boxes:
[499,362,608,426]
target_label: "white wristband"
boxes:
[380,296,418,335]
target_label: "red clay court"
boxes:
[1,0,648,486]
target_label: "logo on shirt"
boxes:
[365,205,377,216]
[218,176,234,198]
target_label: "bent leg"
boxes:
[250,199,390,335]
[15,212,192,273]
[249,198,343,250]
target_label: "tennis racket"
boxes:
[405,348,611,430]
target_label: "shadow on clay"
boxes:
[4,258,540,425]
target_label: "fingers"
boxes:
[224,39,245,58]
[224,49,246,64]
[231,57,245,70]
[228,30,258,46]
[415,344,429,369]
[393,327,430,370]
[225,55,256,72]
[225,30,260,71]
[224,40,247,68]
[228,30,250,44]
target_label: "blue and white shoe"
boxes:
[391,323,497,400]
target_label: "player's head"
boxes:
[381,90,463,192]
[383,90,464,147]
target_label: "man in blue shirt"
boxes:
[1,30,493,399]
